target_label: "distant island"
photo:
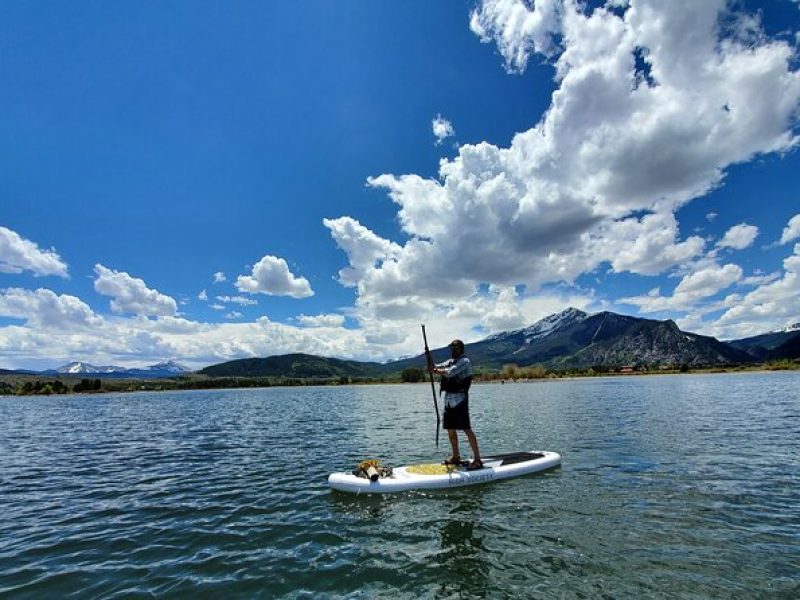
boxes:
[2,309,798,396]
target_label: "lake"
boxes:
[1,372,798,598]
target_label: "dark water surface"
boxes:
[1,372,799,598]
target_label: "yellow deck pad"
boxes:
[405,463,458,475]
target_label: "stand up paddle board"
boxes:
[328,450,560,494]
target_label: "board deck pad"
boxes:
[328,450,560,494]
[404,452,547,476]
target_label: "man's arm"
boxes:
[436,357,469,377]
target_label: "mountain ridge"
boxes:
[197,353,387,379]
[41,360,191,379]
[6,309,798,379]
[387,308,752,372]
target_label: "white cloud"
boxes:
[93,264,178,317]
[717,223,759,250]
[620,262,743,312]
[779,213,800,245]
[700,242,800,338]
[323,217,402,288]
[0,308,202,370]
[432,114,455,145]
[295,313,346,328]
[739,271,781,287]
[445,285,536,332]
[0,287,102,329]
[235,255,313,298]
[328,1,800,330]
[0,283,598,370]
[602,212,706,275]
[198,289,208,301]
[224,311,243,320]
[470,0,563,72]
[216,295,258,306]
[0,226,68,277]
[706,212,718,222]
[213,272,226,283]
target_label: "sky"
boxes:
[1,0,800,370]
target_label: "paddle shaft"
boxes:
[421,325,440,448]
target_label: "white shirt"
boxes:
[436,356,472,408]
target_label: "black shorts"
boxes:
[443,399,471,431]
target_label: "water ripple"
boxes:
[1,375,799,597]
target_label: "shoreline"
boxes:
[2,361,798,398]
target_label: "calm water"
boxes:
[1,372,798,598]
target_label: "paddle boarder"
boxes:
[428,339,483,470]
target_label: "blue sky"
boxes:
[1,0,800,370]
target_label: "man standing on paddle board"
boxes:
[429,339,483,470]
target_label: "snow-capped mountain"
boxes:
[728,323,800,360]
[390,307,750,370]
[486,307,589,343]
[48,360,191,378]
[518,307,589,342]
[145,360,189,374]
[56,361,126,374]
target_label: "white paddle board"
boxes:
[328,450,560,494]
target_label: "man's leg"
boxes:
[464,429,482,467]
[447,429,461,462]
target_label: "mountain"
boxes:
[198,353,388,379]
[769,333,800,360]
[121,361,191,378]
[727,324,800,361]
[0,368,37,375]
[388,308,752,371]
[141,360,190,375]
[55,361,125,374]
[33,309,781,382]
[44,360,191,378]
[200,309,757,378]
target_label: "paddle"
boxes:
[421,324,440,448]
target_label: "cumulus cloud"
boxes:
[213,272,226,283]
[0,287,103,329]
[216,295,258,306]
[323,217,402,288]
[0,226,68,277]
[602,213,706,275]
[327,0,800,330]
[432,114,455,144]
[739,271,781,287]
[235,255,313,298]
[779,213,800,245]
[0,306,205,370]
[198,289,208,301]
[93,264,178,317]
[702,242,800,338]
[470,0,563,71]
[717,223,759,250]
[449,285,527,331]
[295,313,347,328]
[620,262,743,313]
[0,282,597,371]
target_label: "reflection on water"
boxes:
[435,494,490,598]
